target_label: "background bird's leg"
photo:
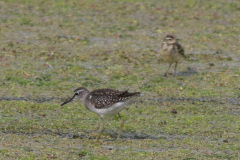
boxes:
[164,63,172,77]
[96,117,105,141]
[174,62,178,77]
[117,113,124,142]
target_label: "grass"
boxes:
[0,0,240,159]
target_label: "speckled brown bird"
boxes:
[61,87,142,142]
[160,34,186,77]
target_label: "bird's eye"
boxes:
[75,92,79,95]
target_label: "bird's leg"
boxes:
[96,117,105,141]
[117,113,124,142]
[164,63,172,77]
[173,62,178,77]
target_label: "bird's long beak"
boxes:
[61,94,76,106]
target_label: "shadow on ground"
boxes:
[177,67,198,77]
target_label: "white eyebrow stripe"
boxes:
[75,89,83,93]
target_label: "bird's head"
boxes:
[61,87,89,106]
[163,34,178,44]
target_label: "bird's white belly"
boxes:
[92,101,130,117]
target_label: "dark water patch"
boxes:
[0,97,28,101]
[104,130,159,140]
[102,145,169,152]
[55,131,88,139]
[44,35,120,46]
[44,35,90,44]
[0,129,158,140]
[0,129,89,139]
[0,97,62,103]
[147,97,240,105]
[226,97,240,105]
[158,134,188,141]
[177,67,198,77]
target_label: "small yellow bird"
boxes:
[160,34,186,77]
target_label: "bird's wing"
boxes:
[90,89,125,96]
[176,43,185,58]
[89,89,140,109]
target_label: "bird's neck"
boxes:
[166,42,175,45]
[80,91,90,104]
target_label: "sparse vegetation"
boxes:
[0,0,240,159]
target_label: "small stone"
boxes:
[209,63,214,66]
[215,50,223,54]
[73,134,79,139]
[161,121,167,124]
[226,56,232,61]
[171,109,177,114]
